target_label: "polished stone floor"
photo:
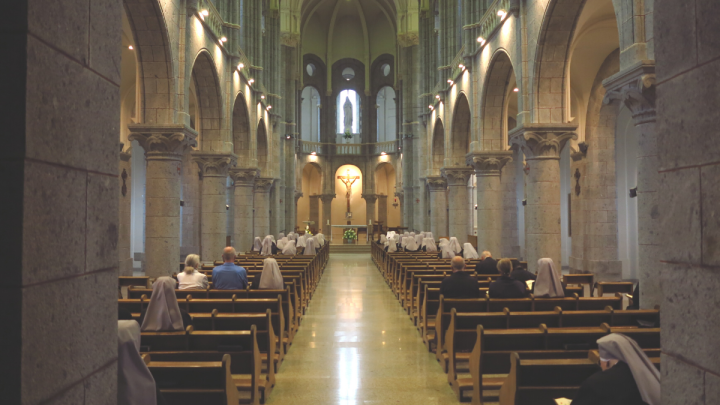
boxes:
[266,253,459,404]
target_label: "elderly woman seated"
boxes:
[488,259,527,299]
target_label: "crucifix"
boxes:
[337,169,360,225]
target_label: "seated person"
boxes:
[251,258,284,289]
[378,234,387,245]
[440,256,481,298]
[572,333,660,405]
[282,240,297,255]
[212,247,248,290]
[177,254,208,290]
[139,277,192,331]
[118,320,166,405]
[316,233,326,246]
[404,237,420,252]
[474,251,498,275]
[531,258,565,297]
[277,236,288,250]
[251,236,262,252]
[449,237,463,257]
[509,261,536,283]
[304,238,317,255]
[488,259,527,298]
[422,238,437,253]
[261,235,278,256]
[385,240,398,253]
[463,243,479,259]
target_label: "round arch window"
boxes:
[342,67,355,81]
[381,63,391,77]
[306,63,316,77]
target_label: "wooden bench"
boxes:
[119,276,149,288]
[595,281,634,297]
[563,273,595,297]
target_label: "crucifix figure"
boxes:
[337,169,359,224]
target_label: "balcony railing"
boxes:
[298,140,401,156]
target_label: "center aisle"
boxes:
[266,253,458,404]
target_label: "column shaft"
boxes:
[443,169,473,243]
[309,195,320,233]
[427,177,448,238]
[145,154,183,277]
[119,149,133,275]
[254,178,273,238]
[233,181,255,252]
[320,195,334,236]
[194,153,236,262]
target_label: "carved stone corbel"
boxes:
[465,151,513,175]
[192,152,237,177]
[602,60,656,125]
[508,123,578,160]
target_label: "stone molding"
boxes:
[230,167,260,184]
[294,191,303,202]
[319,194,335,204]
[398,32,420,47]
[441,168,474,185]
[465,151,513,175]
[119,144,132,162]
[128,124,198,158]
[361,193,378,203]
[509,124,578,160]
[254,177,275,192]
[603,60,656,125]
[193,152,237,177]
[280,32,300,47]
[425,176,448,191]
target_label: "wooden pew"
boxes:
[563,273,595,297]
[147,353,240,405]
[595,281,634,297]
[119,276,149,288]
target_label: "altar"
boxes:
[330,224,369,243]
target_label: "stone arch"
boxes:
[123,0,176,123]
[300,85,322,142]
[450,93,471,166]
[257,119,268,175]
[432,119,445,172]
[190,50,224,151]
[232,92,251,163]
[481,50,517,150]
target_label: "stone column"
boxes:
[603,61,659,307]
[119,146,133,276]
[293,191,303,233]
[193,153,236,263]
[394,190,405,228]
[230,168,258,252]
[467,152,513,256]
[413,185,425,232]
[426,176,448,238]
[377,194,388,231]
[253,178,274,238]
[442,169,474,243]
[320,194,335,236]
[510,124,577,273]
[309,195,320,232]
[269,180,281,235]
[130,125,197,277]
[363,194,378,239]
[278,184,286,234]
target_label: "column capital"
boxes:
[119,143,132,162]
[254,177,275,192]
[509,124,578,160]
[425,176,447,191]
[309,194,321,200]
[128,124,197,159]
[465,151,513,175]
[193,152,237,177]
[362,193,378,203]
[319,194,336,204]
[441,168,473,186]
[377,194,388,200]
[603,60,656,125]
[294,191,303,202]
[230,167,260,184]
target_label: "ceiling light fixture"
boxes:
[477,36,486,45]
[238,63,244,69]
[513,87,519,92]
[311,151,317,155]
[497,10,507,19]
[128,45,134,50]
[248,79,254,84]
[220,36,227,43]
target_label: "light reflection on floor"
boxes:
[264,254,459,404]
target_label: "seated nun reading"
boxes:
[571,333,660,405]
[118,320,163,405]
[139,277,192,331]
[488,259,527,298]
[251,258,285,290]
[532,258,566,297]
[251,237,262,252]
[176,254,208,290]
[463,243,480,259]
[212,247,248,290]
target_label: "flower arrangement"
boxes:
[343,228,357,240]
[343,130,352,140]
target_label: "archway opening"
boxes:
[190,52,223,151]
[331,164,365,241]
[298,163,323,234]
[376,86,396,143]
[450,94,471,167]
[432,120,445,173]
[301,86,321,142]
[375,162,400,230]
[257,120,268,175]
[232,94,252,164]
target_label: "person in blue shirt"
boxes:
[212,247,248,289]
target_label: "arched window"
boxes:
[301,87,321,142]
[376,86,396,142]
[337,89,360,135]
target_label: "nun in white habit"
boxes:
[258,258,284,289]
[282,240,297,255]
[261,235,274,256]
[440,244,455,259]
[387,240,398,252]
[401,236,409,249]
[296,234,307,248]
[449,237,462,255]
[414,233,423,246]
[118,320,157,405]
[379,234,387,244]
[252,237,262,252]
[463,243,480,259]
[316,233,326,246]
[423,238,438,252]
[573,334,660,405]
[533,258,565,297]
[140,277,185,331]
[277,236,288,250]
[405,236,419,251]
[304,237,317,255]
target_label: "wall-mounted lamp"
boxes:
[128,45,134,50]
[513,87,519,92]
[447,79,453,85]
[311,151,317,155]
[428,105,434,110]
[459,64,465,70]
[474,204,478,210]
[220,36,227,43]
[226,204,230,210]
[380,152,387,156]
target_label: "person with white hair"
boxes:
[177,254,208,290]
[462,243,479,259]
[117,320,160,405]
[304,237,317,255]
[251,258,284,290]
[139,277,192,331]
[282,240,297,255]
[251,236,262,252]
[572,334,660,405]
[440,256,481,298]
[474,250,498,275]
[532,258,565,298]
[212,247,248,289]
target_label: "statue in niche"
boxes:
[343,96,353,133]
